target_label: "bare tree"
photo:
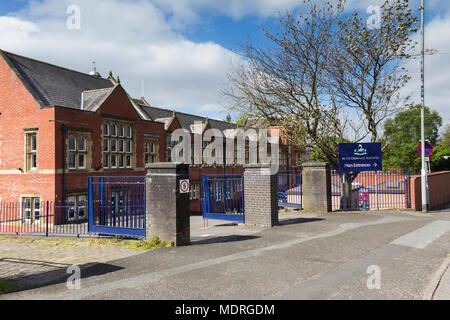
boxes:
[224,0,418,169]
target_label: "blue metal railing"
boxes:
[202,174,244,222]
[278,170,303,210]
[331,169,413,211]
[88,176,146,238]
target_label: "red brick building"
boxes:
[0,50,304,221]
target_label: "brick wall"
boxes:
[411,171,450,210]
[243,165,278,227]
[0,55,57,202]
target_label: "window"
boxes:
[67,195,87,222]
[126,155,132,168]
[190,182,198,201]
[144,138,159,165]
[67,134,88,170]
[103,123,110,136]
[22,197,40,223]
[103,121,134,169]
[167,135,182,163]
[26,132,38,171]
[279,149,288,167]
[296,152,302,167]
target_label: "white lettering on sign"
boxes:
[180,179,190,194]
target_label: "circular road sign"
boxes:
[180,179,190,194]
[417,142,434,157]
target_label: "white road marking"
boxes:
[391,221,450,249]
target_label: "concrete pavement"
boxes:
[1,208,450,300]
[429,256,450,300]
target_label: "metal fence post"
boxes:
[375,171,379,210]
[46,201,49,237]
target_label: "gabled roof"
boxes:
[0,50,114,109]
[133,99,237,133]
[0,50,239,130]
[82,87,115,111]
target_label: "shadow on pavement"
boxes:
[192,235,260,245]
[1,259,123,293]
[278,217,324,226]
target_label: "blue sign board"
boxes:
[338,143,382,173]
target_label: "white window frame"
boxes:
[103,121,134,169]
[190,182,198,201]
[68,135,77,152]
[26,132,38,171]
[67,134,88,170]
[21,196,41,223]
[67,195,87,221]
[103,123,110,136]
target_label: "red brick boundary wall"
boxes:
[411,171,450,211]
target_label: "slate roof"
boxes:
[0,50,239,132]
[133,100,238,132]
[82,88,115,111]
[0,50,114,109]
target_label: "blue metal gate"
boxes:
[278,171,303,210]
[88,176,146,238]
[331,170,412,211]
[202,174,244,223]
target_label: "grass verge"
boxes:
[0,235,174,251]
[0,279,21,295]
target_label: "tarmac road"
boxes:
[2,207,450,300]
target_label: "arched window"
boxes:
[111,124,117,137]
[68,136,76,151]
[103,123,109,136]
[78,137,86,152]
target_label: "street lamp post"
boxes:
[420,0,429,212]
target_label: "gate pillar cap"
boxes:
[302,161,329,168]
[244,163,271,169]
[146,162,187,169]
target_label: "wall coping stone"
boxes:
[145,162,185,169]
[244,163,272,169]
[302,161,329,168]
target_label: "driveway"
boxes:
[2,208,450,300]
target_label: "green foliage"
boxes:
[441,124,450,147]
[235,113,248,126]
[0,279,21,295]
[224,114,232,123]
[382,104,443,171]
[430,145,450,171]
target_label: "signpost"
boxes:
[417,142,433,157]
[338,143,382,173]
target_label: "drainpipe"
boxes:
[61,124,68,205]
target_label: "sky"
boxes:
[0,0,448,129]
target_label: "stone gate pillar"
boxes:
[146,163,190,246]
[244,164,279,227]
[302,161,332,213]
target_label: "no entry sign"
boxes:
[179,179,190,194]
[417,142,433,157]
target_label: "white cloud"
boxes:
[0,0,449,125]
[153,0,301,24]
[0,0,241,119]
[401,11,450,127]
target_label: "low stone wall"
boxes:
[411,171,450,211]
